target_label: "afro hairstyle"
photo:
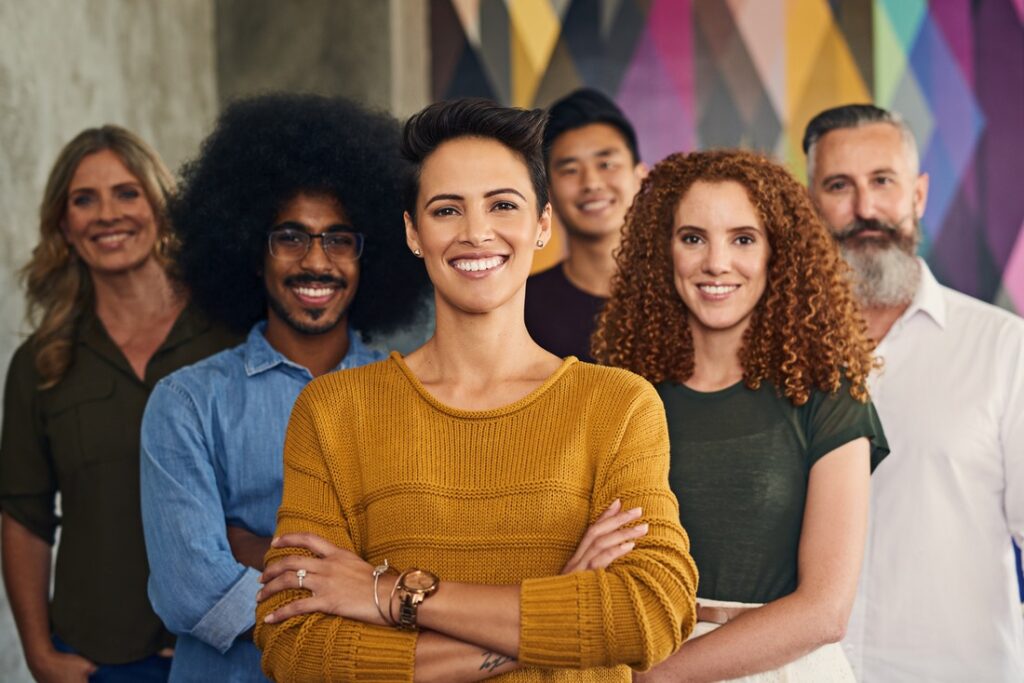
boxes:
[171,92,429,338]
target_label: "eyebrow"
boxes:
[271,220,353,232]
[674,224,762,235]
[821,167,897,185]
[424,188,527,206]
[69,181,142,194]
[552,147,622,169]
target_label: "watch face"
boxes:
[403,569,438,592]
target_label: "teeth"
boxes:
[294,286,335,298]
[453,256,505,272]
[699,285,737,295]
[579,199,611,212]
[95,233,129,244]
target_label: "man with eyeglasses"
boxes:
[138,94,428,682]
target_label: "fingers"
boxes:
[260,555,323,584]
[271,532,342,557]
[595,498,622,522]
[263,596,324,623]
[577,521,648,570]
[563,504,646,574]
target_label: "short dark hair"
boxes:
[401,98,549,218]
[172,92,429,337]
[802,103,919,178]
[543,88,640,165]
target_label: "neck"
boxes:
[686,323,746,391]
[91,259,182,327]
[263,311,351,378]
[415,290,549,387]
[861,303,910,344]
[562,229,620,297]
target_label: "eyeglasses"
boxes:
[267,228,365,262]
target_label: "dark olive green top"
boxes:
[657,379,888,604]
[0,304,237,664]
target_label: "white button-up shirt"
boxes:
[843,260,1024,681]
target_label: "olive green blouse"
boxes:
[657,379,888,605]
[0,304,237,664]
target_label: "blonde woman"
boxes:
[0,126,235,681]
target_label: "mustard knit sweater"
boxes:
[255,353,697,682]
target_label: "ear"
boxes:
[404,211,421,256]
[634,161,649,181]
[537,203,553,246]
[913,172,929,221]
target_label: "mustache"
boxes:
[283,273,348,289]
[833,218,901,242]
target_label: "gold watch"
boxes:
[395,568,439,630]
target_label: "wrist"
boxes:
[391,568,440,630]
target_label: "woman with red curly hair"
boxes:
[593,149,888,681]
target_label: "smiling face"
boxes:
[62,149,160,275]
[547,123,644,240]
[671,180,770,344]
[263,192,360,335]
[404,136,551,316]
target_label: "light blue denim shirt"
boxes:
[140,322,384,682]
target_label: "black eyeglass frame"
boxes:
[267,227,366,262]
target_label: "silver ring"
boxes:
[296,568,307,589]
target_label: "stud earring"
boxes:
[536,240,545,248]
[413,249,422,257]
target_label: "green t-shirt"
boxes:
[656,379,888,604]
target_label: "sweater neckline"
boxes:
[388,350,578,419]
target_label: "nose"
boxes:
[459,208,495,246]
[702,240,730,276]
[853,187,877,220]
[97,195,120,223]
[579,164,602,192]
[299,234,333,272]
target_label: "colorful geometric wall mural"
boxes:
[431,0,1024,314]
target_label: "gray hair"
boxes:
[803,104,919,180]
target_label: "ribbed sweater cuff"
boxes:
[519,573,604,668]
[349,626,417,682]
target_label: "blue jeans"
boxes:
[51,635,171,683]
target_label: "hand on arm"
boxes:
[257,499,647,681]
[1,515,96,683]
[636,438,870,683]
[227,525,272,570]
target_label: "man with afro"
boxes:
[138,93,428,682]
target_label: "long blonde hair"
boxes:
[22,125,177,388]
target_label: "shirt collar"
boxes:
[242,320,379,377]
[900,258,947,330]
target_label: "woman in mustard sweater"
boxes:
[254,99,698,682]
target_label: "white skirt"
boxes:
[691,598,855,682]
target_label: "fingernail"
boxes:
[611,498,621,509]
[256,590,262,601]
[628,507,643,517]
[264,613,275,623]
[622,542,635,551]
[270,536,280,546]
[636,523,649,534]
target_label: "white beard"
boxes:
[840,241,921,308]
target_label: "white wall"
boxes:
[0,1,218,677]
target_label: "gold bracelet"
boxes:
[372,559,398,626]
[389,569,412,629]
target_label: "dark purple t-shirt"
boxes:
[524,263,606,363]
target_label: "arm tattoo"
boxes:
[479,651,517,672]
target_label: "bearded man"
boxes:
[804,104,1024,682]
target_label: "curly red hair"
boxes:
[592,149,875,405]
